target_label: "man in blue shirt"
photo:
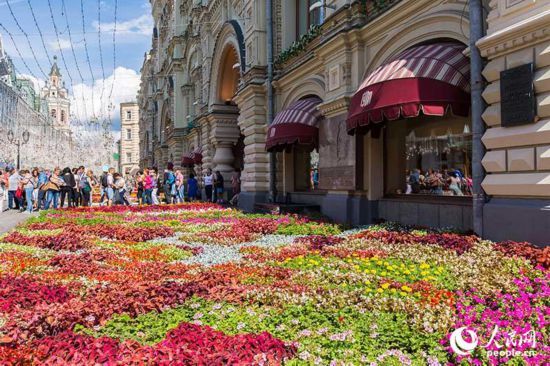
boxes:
[36,169,49,210]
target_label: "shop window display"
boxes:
[385,116,472,197]
[294,147,319,191]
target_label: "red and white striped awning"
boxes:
[192,147,202,164]
[182,151,194,166]
[266,97,323,151]
[347,42,471,135]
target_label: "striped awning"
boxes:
[182,151,194,166]
[347,42,471,135]
[266,97,323,152]
[192,148,202,164]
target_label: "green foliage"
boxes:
[83,297,446,364]
[275,25,321,67]
[275,222,341,236]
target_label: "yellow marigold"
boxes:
[381,283,390,289]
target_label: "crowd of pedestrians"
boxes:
[0,162,242,212]
[0,165,97,213]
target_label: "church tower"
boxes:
[41,55,71,128]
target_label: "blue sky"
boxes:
[0,0,153,129]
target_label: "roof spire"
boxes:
[49,55,61,77]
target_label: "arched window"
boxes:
[61,110,65,122]
[51,109,57,118]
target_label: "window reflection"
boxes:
[385,116,472,197]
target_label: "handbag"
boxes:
[15,187,23,199]
[42,181,60,192]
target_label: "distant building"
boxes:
[0,34,42,113]
[119,102,140,174]
[40,56,71,129]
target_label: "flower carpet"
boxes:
[0,203,548,365]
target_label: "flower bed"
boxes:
[0,204,548,365]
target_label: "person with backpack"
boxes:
[60,167,76,208]
[77,166,92,207]
[163,163,176,204]
[99,167,109,205]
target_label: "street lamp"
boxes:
[7,129,30,169]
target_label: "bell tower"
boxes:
[41,55,71,128]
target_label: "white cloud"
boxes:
[48,38,74,51]
[0,0,24,7]
[93,14,153,37]
[16,73,46,91]
[70,66,141,127]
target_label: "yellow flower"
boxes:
[364,280,371,285]
[365,288,371,293]
[401,285,412,292]
[381,271,387,276]
[381,283,390,289]
[420,263,430,269]
[377,288,384,293]
[400,291,407,296]
[391,288,397,293]
[371,269,377,274]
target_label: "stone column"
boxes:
[207,105,241,191]
[234,82,269,210]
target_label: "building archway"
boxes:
[207,21,246,200]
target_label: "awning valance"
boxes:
[346,43,471,135]
[266,97,323,152]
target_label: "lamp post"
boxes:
[7,129,30,169]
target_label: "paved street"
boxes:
[0,209,36,234]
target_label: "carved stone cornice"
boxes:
[318,96,351,118]
[477,10,550,59]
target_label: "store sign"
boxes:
[500,63,536,127]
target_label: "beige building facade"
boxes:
[138,0,550,245]
[120,102,140,174]
[477,0,550,243]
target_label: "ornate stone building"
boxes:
[120,102,141,174]
[138,0,550,245]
